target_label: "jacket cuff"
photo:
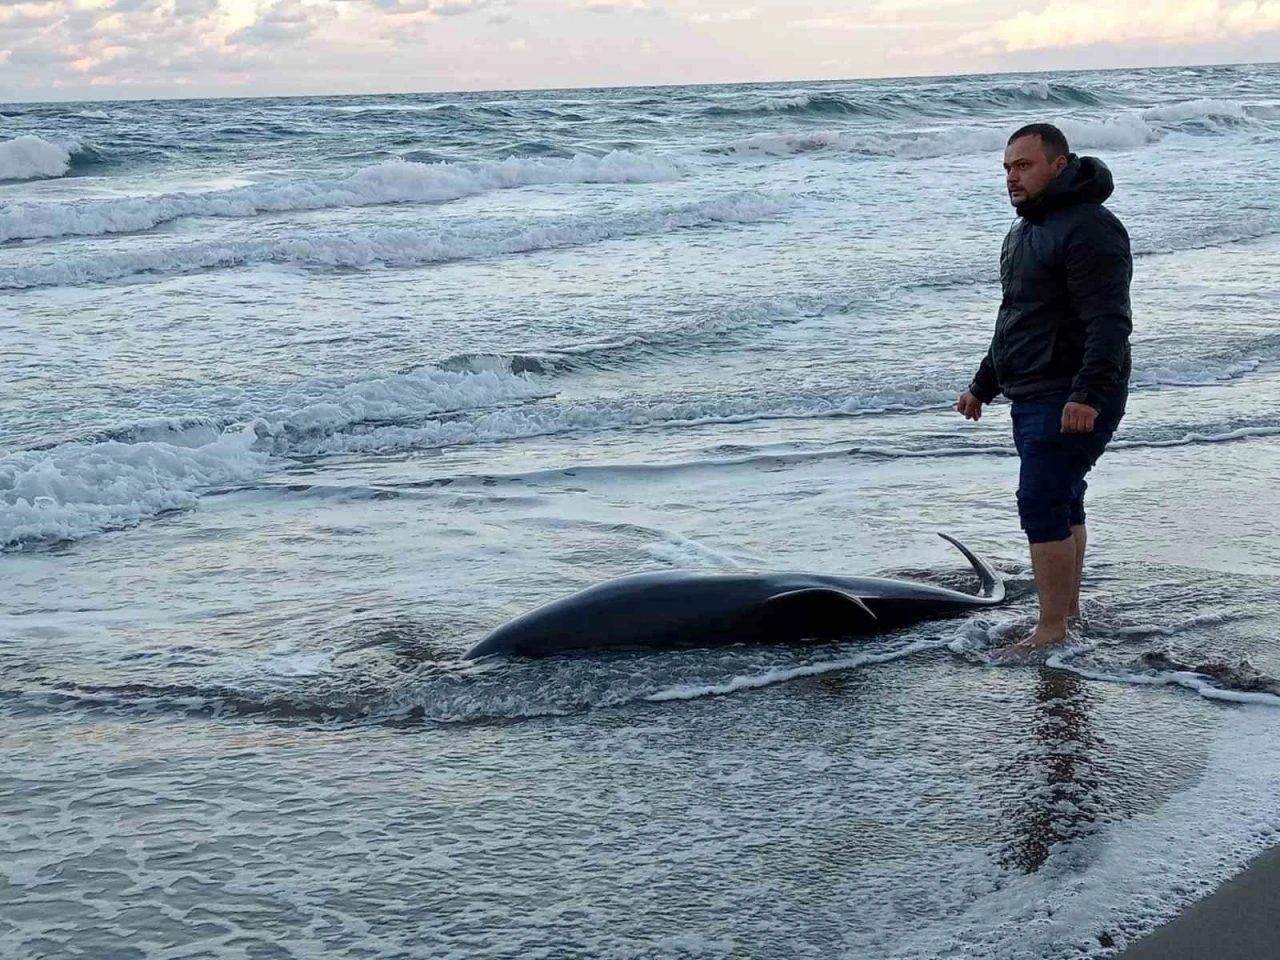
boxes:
[970,382,998,404]
[1067,389,1099,410]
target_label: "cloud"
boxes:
[361,0,496,15]
[957,0,1280,52]
[871,0,987,11]
[0,0,264,84]
[0,1,62,27]
[434,0,491,12]
[791,14,965,30]
[688,7,754,23]
[584,0,661,13]
[5,32,78,62]
[229,0,335,45]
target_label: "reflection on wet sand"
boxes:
[1004,668,1108,873]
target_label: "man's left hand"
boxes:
[1061,402,1098,433]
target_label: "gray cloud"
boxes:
[229,0,337,47]
[0,0,240,85]
[584,0,663,13]
[435,0,495,13]
[363,0,497,14]
[0,2,62,28]
[5,33,77,63]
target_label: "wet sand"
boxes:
[1116,844,1280,959]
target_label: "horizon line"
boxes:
[5,56,1278,107]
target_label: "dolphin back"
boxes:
[463,536,1007,659]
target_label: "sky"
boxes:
[1,0,1279,101]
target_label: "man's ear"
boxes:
[1052,154,1069,174]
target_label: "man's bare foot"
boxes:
[995,624,1067,662]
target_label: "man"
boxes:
[956,123,1132,657]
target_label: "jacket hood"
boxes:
[1016,154,1114,223]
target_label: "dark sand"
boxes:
[1116,843,1280,959]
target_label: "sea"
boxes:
[3,63,1280,959]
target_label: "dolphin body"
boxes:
[464,534,1006,659]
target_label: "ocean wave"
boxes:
[698,82,1109,121]
[1141,98,1249,124]
[378,410,1280,493]
[1132,353,1270,387]
[943,81,1110,110]
[0,378,956,549]
[0,192,790,289]
[0,426,270,549]
[1112,423,1280,452]
[436,298,817,378]
[6,370,1280,550]
[716,98,1264,160]
[1133,210,1280,255]
[0,366,551,549]
[263,384,963,461]
[717,120,1154,160]
[0,136,76,181]
[702,92,883,119]
[0,150,685,243]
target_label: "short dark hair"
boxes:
[1008,123,1070,159]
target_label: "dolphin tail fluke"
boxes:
[938,533,1005,603]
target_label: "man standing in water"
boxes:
[956,124,1132,657]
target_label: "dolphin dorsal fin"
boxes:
[760,588,877,621]
[937,533,1005,602]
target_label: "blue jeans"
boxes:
[1011,388,1127,544]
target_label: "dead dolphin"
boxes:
[464,534,1006,659]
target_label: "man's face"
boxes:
[1003,135,1068,207]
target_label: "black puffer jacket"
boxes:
[969,155,1132,409]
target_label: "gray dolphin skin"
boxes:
[464,534,1006,659]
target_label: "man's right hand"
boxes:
[956,390,983,421]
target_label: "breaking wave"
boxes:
[0,151,685,243]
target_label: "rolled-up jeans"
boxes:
[1010,387,1127,544]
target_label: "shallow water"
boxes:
[3,65,1280,958]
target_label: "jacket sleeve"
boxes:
[969,346,1000,403]
[1065,212,1133,408]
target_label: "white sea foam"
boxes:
[1055,115,1158,150]
[890,710,1280,959]
[1142,98,1249,123]
[1132,356,1265,387]
[1118,425,1280,451]
[194,365,552,442]
[16,357,1275,550]
[267,384,961,459]
[0,151,685,242]
[1046,653,1280,708]
[0,192,790,289]
[0,136,73,181]
[0,367,551,548]
[0,425,269,548]
[645,639,945,701]
[0,373,974,548]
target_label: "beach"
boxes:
[3,66,1280,958]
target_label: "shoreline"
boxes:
[1115,843,1280,958]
